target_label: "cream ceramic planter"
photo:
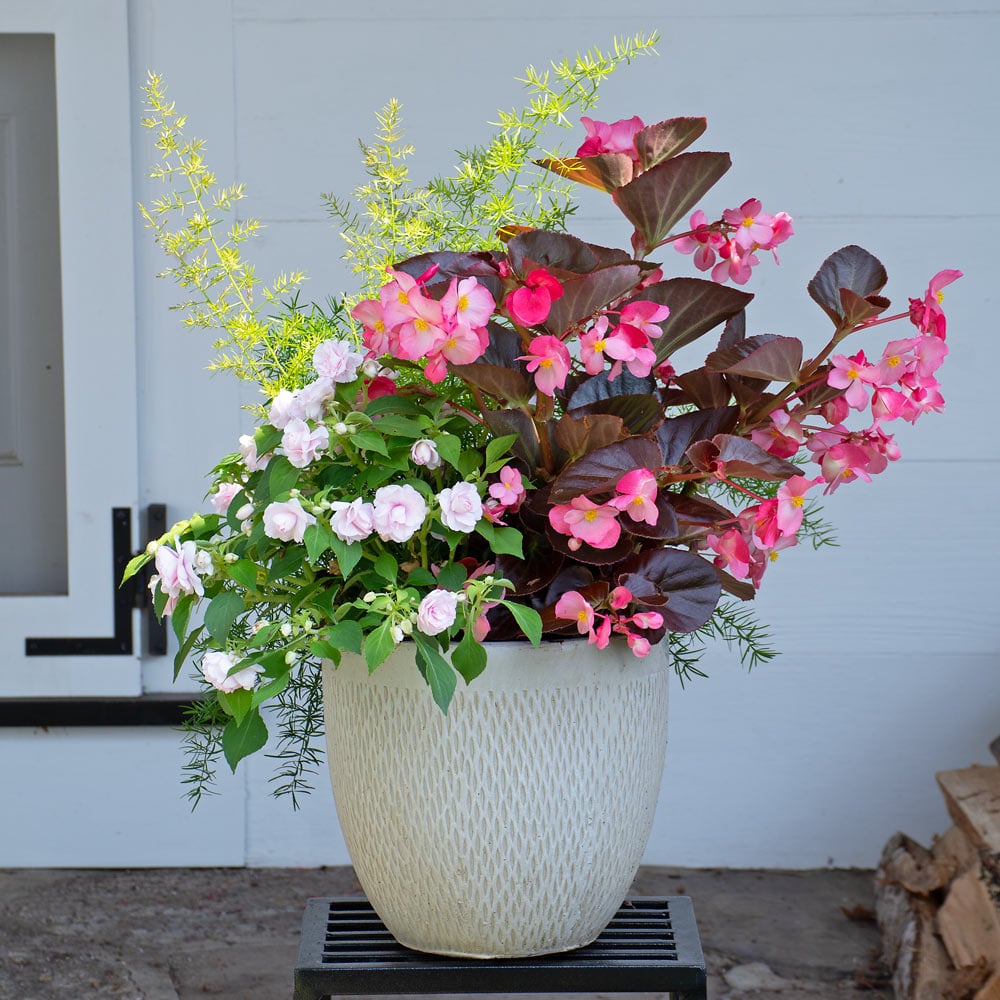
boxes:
[322,638,670,958]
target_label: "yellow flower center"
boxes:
[769,551,780,562]
[936,289,945,304]
[583,509,599,522]
[577,610,588,622]
[886,355,900,367]
[415,317,428,332]
[539,358,553,369]
[632,496,644,506]
[445,338,457,350]
[375,319,385,333]
[594,339,606,352]
[847,367,859,379]
[791,496,804,508]
[457,294,469,311]
[742,216,755,228]
[397,291,408,305]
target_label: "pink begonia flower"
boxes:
[518,335,571,397]
[506,269,564,327]
[154,537,205,613]
[609,586,633,611]
[870,385,909,424]
[618,300,669,340]
[282,418,329,469]
[908,269,962,339]
[263,498,317,543]
[313,339,365,383]
[437,481,483,533]
[744,499,781,550]
[416,589,459,637]
[200,651,262,694]
[724,198,776,251]
[366,375,397,400]
[610,468,659,525]
[423,321,490,382]
[603,325,657,380]
[706,529,751,580]
[488,465,525,508]
[906,381,946,419]
[268,388,304,430]
[818,442,877,493]
[655,359,677,385]
[576,115,644,159]
[673,210,726,271]
[238,433,270,472]
[820,396,851,426]
[580,317,612,375]
[591,615,612,649]
[441,276,495,329]
[828,351,879,410]
[372,484,427,543]
[775,476,822,537]
[712,239,759,285]
[379,268,421,329]
[625,632,652,658]
[329,498,375,544]
[472,613,491,642]
[410,439,441,470]
[395,288,448,360]
[909,335,948,379]
[750,409,804,460]
[554,590,596,636]
[296,378,336,422]
[548,496,622,549]
[210,482,242,514]
[351,298,393,356]
[630,610,664,630]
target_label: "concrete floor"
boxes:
[0,866,890,999]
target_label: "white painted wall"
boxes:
[1,0,995,868]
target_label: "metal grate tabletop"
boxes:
[293,896,707,1000]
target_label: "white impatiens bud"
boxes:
[363,591,377,603]
[399,618,413,635]
[333,422,349,436]
[145,540,159,555]
[361,358,381,378]
[284,650,298,665]
[235,503,254,521]
[390,625,405,643]
[223,552,239,563]
[410,438,441,470]
[193,549,213,576]
[280,622,293,638]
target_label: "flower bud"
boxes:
[223,552,239,563]
[280,622,293,638]
[284,650,298,665]
[235,503,254,521]
[363,591,377,603]
[391,625,405,643]
[399,618,413,635]
[333,422,349,435]
[145,540,159,555]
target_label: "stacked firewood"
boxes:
[876,738,1000,999]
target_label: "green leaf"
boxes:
[451,630,487,684]
[485,434,518,469]
[370,414,428,439]
[364,620,396,673]
[475,521,524,558]
[121,550,152,583]
[303,522,334,563]
[259,455,299,504]
[227,559,259,591]
[329,536,363,577]
[324,620,364,655]
[253,423,282,457]
[497,600,542,647]
[434,433,463,470]
[204,590,244,644]
[436,562,468,591]
[267,547,305,582]
[221,709,268,773]
[405,567,437,587]
[373,551,398,583]
[413,633,457,713]
[351,429,389,457]
[218,687,251,725]
[173,624,204,681]
[171,593,195,646]
[251,672,291,709]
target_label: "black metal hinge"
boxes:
[25,505,168,657]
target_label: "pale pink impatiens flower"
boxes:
[263,498,317,543]
[329,498,375,544]
[372,484,427,543]
[416,589,459,637]
[200,651,262,694]
[610,468,659,525]
[154,537,205,613]
[518,335,571,397]
[312,338,365,383]
[210,482,242,514]
[437,481,483,533]
[281,418,329,469]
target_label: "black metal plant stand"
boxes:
[293,896,707,1000]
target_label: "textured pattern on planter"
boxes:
[323,641,670,958]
